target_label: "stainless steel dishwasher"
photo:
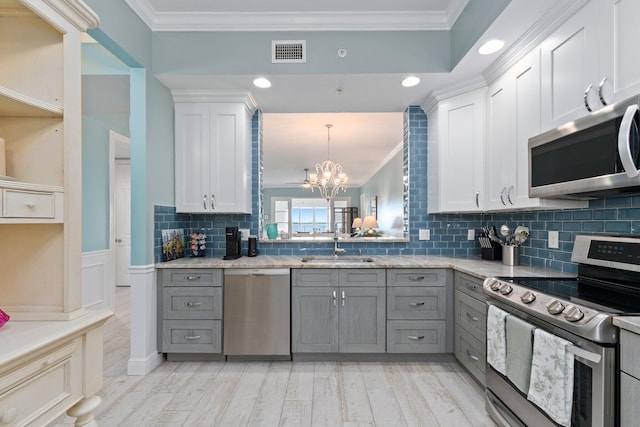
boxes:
[223,269,291,358]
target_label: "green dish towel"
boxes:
[506,315,535,393]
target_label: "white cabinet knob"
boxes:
[25,202,35,208]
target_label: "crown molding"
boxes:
[361,142,404,186]
[171,90,258,112]
[124,0,469,32]
[422,76,487,113]
[482,0,589,85]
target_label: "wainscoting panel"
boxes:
[82,250,112,310]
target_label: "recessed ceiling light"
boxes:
[478,39,505,55]
[401,76,420,87]
[253,77,272,88]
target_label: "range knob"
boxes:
[546,299,565,315]
[520,290,537,304]
[489,279,502,291]
[498,283,513,295]
[564,305,585,322]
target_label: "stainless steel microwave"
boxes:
[528,95,640,199]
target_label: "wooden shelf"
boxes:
[0,85,63,117]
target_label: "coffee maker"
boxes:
[223,227,242,260]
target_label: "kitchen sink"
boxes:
[301,256,375,263]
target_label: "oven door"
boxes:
[485,302,617,427]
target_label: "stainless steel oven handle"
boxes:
[618,104,640,178]
[567,345,601,364]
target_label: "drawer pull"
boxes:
[466,312,479,322]
[184,275,201,281]
[466,349,479,361]
[184,335,201,340]
[184,302,201,307]
[26,202,36,208]
[467,283,478,290]
[408,335,425,340]
[409,275,425,281]
[409,302,425,307]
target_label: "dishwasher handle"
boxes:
[224,269,290,276]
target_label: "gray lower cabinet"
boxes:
[158,268,223,353]
[386,269,452,353]
[620,330,640,426]
[453,272,486,384]
[291,269,386,353]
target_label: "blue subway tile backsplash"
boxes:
[154,107,640,273]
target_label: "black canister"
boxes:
[247,236,257,257]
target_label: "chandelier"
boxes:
[308,124,348,200]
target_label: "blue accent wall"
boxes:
[154,106,640,273]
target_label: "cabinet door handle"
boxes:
[598,77,608,106]
[409,302,425,307]
[475,191,480,208]
[466,312,479,322]
[332,290,337,307]
[184,302,201,307]
[184,275,201,281]
[184,335,201,340]
[203,194,207,210]
[341,290,346,307]
[409,275,424,281]
[466,349,479,361]
[408,335,425,340]
[507,185,514,205]
[211,194,215,210]
[584,84,594,112]
[499,187,506,206]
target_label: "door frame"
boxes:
[109,130,131,291]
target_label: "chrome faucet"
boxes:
[333,224,346,256]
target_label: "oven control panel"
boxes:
[482,277,617,344]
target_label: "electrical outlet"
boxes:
[467,229,475,240]
[419,229,430,240]
[239,228,250,241]
[548,230,559,249]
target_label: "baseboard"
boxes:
[127,352,164,376]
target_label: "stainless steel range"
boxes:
[483,234,640,427]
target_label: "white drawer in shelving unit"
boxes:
[0,338,82,426]
[2,189,57,219]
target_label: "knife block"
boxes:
[482,243,502,260]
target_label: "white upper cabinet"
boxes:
[174,97,254,214]
[540,0,599,131]
[597,0,640,105]
[485,51,587,211]
[428,88,486,213]
[541,0,640,132]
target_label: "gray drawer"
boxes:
[161,319,222,353]
[163,286,222,320]
[387,286,446,320]
[339,269,385,287]
[292,269,338,287]
[455,272,485,300]
[455,326,486,385]
[386,320,446,353]
[621,372,640,427]
[621,330,640,379]
[387,269,447,287]
[160,269,222,286]
[454,290,487,342]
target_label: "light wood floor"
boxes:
[52,287,496,427]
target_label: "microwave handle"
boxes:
[617,104,640,178]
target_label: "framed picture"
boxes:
[370,196,378,219]
[161,229,185,261]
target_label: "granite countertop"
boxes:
[156,255,575,281]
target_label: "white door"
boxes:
[115,160,131,287]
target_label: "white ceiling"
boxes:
[117,0,562,188]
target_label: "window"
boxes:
[270,197,350,236]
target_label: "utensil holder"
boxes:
[502,245,519,266]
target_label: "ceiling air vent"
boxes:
[272,40,306,63]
